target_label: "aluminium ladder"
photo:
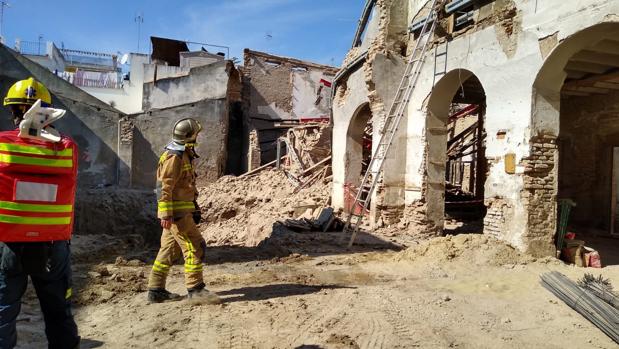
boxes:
[345,0,447,247]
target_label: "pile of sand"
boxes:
[396,234,536,266]
[196,169,331,247]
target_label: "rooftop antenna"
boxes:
[0,1,10,39]
[134,12,144,53]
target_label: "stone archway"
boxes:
[343,103,373,213]
[425,69,487,234]
[530,22,619,259]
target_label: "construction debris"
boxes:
[540,271,619,344]
[278,207,344,233]
[197,168,332,247]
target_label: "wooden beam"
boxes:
[563,86,609,94]
[571,50,619,67]
[594,81,619,90]
[589,39,619,56]
[565,70,588,80]
[561,90,590,97]
[564,61,613,74]
[563,70,619,89]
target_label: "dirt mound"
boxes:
[196,169,331,247]
[396,234,535,266]
[75,257,149,305]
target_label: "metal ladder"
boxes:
[345,0,447,247]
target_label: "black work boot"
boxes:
[147,288,181,304]
[187,283,222,304]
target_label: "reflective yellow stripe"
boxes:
[152,260,171,273]
[152,265,168,273]
[65,288,72,299]
[184,268,203,273]
[153,260,171,270]
[0,214,71,225]
[0,201,72,213]
[0,154,73,168]
[157,201,195,210]
[0,143,72,157]
[184,264,203,272]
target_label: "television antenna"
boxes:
[135,12,144,52]
[0,1,10,39]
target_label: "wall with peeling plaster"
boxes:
[332,0,619,256]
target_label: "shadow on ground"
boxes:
[72,226,402,266]
[80,338,105,348]
[203,228,402,265]
[218,283,353,303]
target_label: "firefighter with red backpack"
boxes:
[0,78,80,349]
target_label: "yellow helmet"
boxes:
[4,77,52,107]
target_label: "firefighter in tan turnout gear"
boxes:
[147,118,219,303]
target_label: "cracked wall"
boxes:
[243,49,337,165]
[333,0,619,254]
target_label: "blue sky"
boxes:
[1,0,365,67]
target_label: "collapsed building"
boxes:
[332,0,619,256]
[1,36,341,237]
[241,49,337,169]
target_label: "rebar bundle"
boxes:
[540,272,619,344]
[578,273,619,310]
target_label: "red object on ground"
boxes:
[0,130,78,242]
[565,232,576,240]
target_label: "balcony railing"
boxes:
[60,48,117,70]
[17,40,46,56]
[57,70,122,89]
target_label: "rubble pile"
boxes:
[196,169,332,247]
[396,234,543,267]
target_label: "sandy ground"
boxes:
[13,172,619,348]
[13,232,619,349]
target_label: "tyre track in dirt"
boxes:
[381,292,419,347]
[286,288,349,346]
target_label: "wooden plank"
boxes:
[561,90,590,97]
[593,81,619,90]
[563,86,610,94]
[571,50,619,67]
[239,156,287,178]
[564,61,612,74]
[565,70,588,80]
[301,156,332,177]
[590,39,619,56]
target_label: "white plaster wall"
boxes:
[144,61,230,110]
[360,6,380,52]
[332,67,371,209]
[399,0,619,249]
[82,53,147,114]
[292,69,332,119]
[143,64,190,83]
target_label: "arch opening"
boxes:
[532,22,619,263]
[343,103,373,215]
[426,69,487,235]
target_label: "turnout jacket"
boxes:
[156,142,198,219]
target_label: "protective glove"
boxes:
[193,200,202,224]
[193,211,202,225]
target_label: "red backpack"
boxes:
[0,130,78,242]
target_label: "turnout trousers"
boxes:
[148,214,205,290]
[0,241,79,349]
